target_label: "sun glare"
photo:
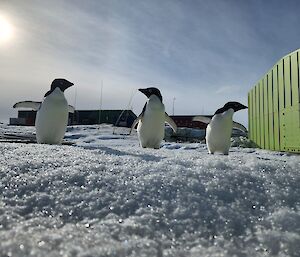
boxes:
[0,15,13,44]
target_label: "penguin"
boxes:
[131,87,177,149]
[13,78,74,144]
[193,101,247,155]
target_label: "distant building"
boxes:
[70,110,137,127]
[10,110,137,128]
[169,115,208,129]
[166,115,247,142]
[10,110,37,126]
[10,111,246,138]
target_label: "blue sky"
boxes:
[1,0,300,125]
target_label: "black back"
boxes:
[138,103,147,117]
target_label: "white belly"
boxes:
[35,96,69,144]
[206,110,234,154]
[137,102,165,149]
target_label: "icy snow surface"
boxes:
[0,124,300,257]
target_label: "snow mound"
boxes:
[231,136,258,148]
[0,125,299,257]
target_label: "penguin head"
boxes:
[138,87,162,102]
[44,78,74,97]
[215,101,247,114]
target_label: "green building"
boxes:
[248,49,300,153]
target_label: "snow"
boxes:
[0,124,300,257]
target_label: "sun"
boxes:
[0,15,13,44]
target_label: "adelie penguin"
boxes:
[131,87,177,149]
[193,102,247,155]
[13,78,74,144]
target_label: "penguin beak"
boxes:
[138,88,148,96]
[60,82,74,92]
[239,104,248,111]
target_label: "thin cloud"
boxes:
[216,86,241,95]
[1,0,300,126]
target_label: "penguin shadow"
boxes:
[76,145,165,162]
[64,134,86,140]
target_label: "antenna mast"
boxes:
[98,80,103,128]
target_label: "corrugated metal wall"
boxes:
[248,49,300,153]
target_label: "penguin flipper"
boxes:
[129,116,142,134]
[232,122,247,133]
[13,101,42,111]
[192,115,213,124]
[129,103,146,134]
[165,113,177,133]
[68,105,75,113]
